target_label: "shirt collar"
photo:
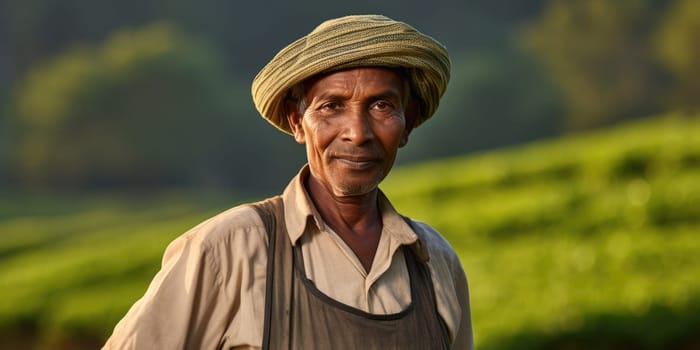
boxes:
[281,165,317,245]
[281,165,430,260]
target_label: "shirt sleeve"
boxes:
[102,206,268,350]
[450,254,474,350]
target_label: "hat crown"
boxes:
[311,14,394,33]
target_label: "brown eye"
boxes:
[320,101,341,111]
[371,101,394,113]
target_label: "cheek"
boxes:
[381,121,408,149]
[305,119,336,149]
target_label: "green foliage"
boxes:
[522,0,668,129]
[383,113,700,349]
[1,114,698,349]
[653,0,700,112]
[0,193,236,347]
[401,48,564,162]
[11,22,243,189]
[496,298,700,349]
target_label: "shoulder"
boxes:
[405,218,467,294]
[190,204,264,240]
[162,203,267,264]
[407,219,462,269]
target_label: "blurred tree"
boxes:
[653,0,700,112]
[0,0,546,82]
[1,1,555,193]
[0,94,10,189]
[523,0,669,130]
[11,22,247,190]
[400,48,564,163]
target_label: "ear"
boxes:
[285,100,306,144]
[399,99,419,148]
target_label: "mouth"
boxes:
[335,156,380,170]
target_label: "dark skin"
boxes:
[286,68,417,272]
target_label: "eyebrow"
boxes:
[313,88,403,103]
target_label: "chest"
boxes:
[299,228,412,313]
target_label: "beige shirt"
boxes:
[103,166,473,349]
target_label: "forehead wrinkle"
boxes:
[303,67,403,92]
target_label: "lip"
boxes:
[335,156,380,170]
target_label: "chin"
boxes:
[333,181,379,197]
[326,168,388,197]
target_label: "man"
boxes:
[104,14,473,349]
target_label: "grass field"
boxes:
[1,113,699,349]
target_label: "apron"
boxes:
[251,196,451,350]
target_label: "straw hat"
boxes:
[251,14,451,134]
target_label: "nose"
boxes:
[341,107,374,145]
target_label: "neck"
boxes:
[305,175,381,233]
[304,174,383,272]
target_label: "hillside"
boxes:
[383,113,700,349]
[1,113,699,349]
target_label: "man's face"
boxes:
[287,67,414,197]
